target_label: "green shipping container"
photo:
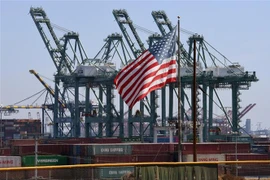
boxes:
[96,166,134,179]
[22,155,68,166]
[88,144,132,155]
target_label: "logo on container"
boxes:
[0,160,13,164]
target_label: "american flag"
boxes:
[114,28,177,108]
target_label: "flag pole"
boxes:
[192,39,197,162]
[177,16,182,162]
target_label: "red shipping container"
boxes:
[132,143,170,154]
[134,154,173,162]
[12,144,72,156]
[12,145,35,156]
[0,148,11,156]
[10,139,36,146]
[92,155,134,163]
[48,138,92,144]
[219,143,250,153]
[37,144,72,155]
[225,153,269,161]
[181,143,220,155]
[177,143,250,155]
[169,143,177,153]
[72,144,88,156]
[91,138,122,144]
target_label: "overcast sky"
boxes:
[1,0,270,131]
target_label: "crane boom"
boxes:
[239,103,256,120]
[2,105,46,109]
[29,70,66,108]
[29,7,64,73]
[113,9,145,58]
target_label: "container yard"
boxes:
[1,2,270,180]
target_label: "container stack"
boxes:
[1,138,269,179]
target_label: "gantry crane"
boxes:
[187,35,258,140]
[30,7,91,137]
[29,7,258,141]
[151,10,258,141]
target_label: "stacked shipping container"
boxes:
[1,139,269,179]
[0,119,41,147]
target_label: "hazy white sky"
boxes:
[1,0,270,130]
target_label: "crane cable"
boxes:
[51,23,73,33]
[13,89,47,105]
[133,23,196,36]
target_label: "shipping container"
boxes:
[88,144,132,155]
[9,139,37,146]
[131,143,171,154]
[227,136,253,144]
[92,155,134,163]
[0,156,21,167]
[72,144,89,156]
[183,154,225,162]
[91,137,122,144]
[68,156,91,165]
[219,142,250,153]
[12,145,35,156]
[0,148,11,156]
[134,154,172,162]
[173,143,250,155]
[225,153,269,161]
[37,144,72,156]
[12,144,72,156]
[251,145,270,153]
[95,167,134,179]
[22,155,68,166]
[42,138,92,144]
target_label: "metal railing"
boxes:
[0,160,269,180]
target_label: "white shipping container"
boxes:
[0,156,21,167]
[183,154,225,162]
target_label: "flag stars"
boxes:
[149,27,176,63]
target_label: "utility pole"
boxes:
[192,39,197,162]
[177,16,182,162]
